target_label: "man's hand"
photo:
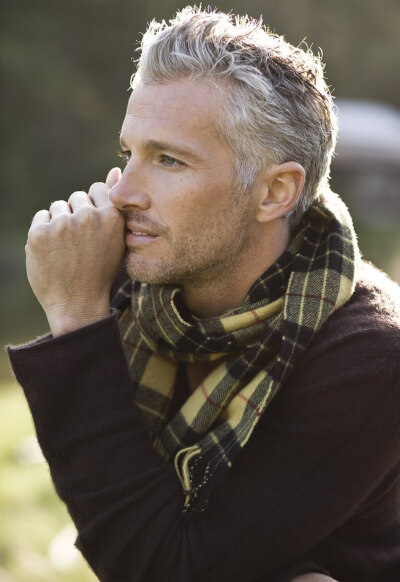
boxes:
[26,168,125,336]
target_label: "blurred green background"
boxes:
[1,0,399,580]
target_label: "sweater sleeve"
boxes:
[7,304,400,582]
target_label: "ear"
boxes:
[255,161,305,223]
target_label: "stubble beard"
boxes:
[125,202,252,288]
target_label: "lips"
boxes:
[125,222,160,246]
[127,230,156,236]
[125,223,158,237]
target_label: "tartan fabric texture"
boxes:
[112,191,359,513]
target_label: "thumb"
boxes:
[106,167,122,188]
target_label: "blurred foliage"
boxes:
[1,0,400,377]
[0,381,97,581]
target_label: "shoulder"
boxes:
[283,261,400,418]
[346,260,400,331]
[306,260,400,367]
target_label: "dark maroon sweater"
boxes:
[8,262,400,581]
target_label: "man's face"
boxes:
[110,78,257,287]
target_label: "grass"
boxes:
[0,381,98,582]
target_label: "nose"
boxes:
[109,163,151,211]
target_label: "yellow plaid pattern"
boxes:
[113,190,359,513]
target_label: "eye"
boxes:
[117,149,131,164]
[160,155,184,169]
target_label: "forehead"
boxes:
[120,79,229,153]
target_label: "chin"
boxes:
[125,254,177,285]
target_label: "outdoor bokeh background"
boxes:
[1,0,399,580]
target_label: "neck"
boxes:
[182,220,290,318]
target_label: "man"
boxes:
[8,7,400,582]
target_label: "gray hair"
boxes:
[131,7,338,225]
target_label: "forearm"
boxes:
[8,316,184,580]
[9,317,330,581]
[9,316,400,581]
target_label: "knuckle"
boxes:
[89,181,108,201]
[31,209,47,223]
[99,203,118,221]
[98,199,113,211]
[27,223,47,245]
[74,205,96,222]
[49,199,68,213]
[68,190,88,203]
[88,182,105,197]
[51,213,70,231]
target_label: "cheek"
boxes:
[160,190,208,228]
[154,174,235,234]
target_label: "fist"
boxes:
[26,168,125,336]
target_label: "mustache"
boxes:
[122,212,168,236]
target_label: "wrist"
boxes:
[47,306,111,337]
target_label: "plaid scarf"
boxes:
[112,191,359,513]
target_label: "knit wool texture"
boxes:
[112,190,359,512]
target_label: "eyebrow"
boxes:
[119,137,204,163]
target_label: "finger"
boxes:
[49,200,71,218]
[88,182,109,208]
[31,209,51,226]
[105,167,121,189]
[68,190,94,212]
